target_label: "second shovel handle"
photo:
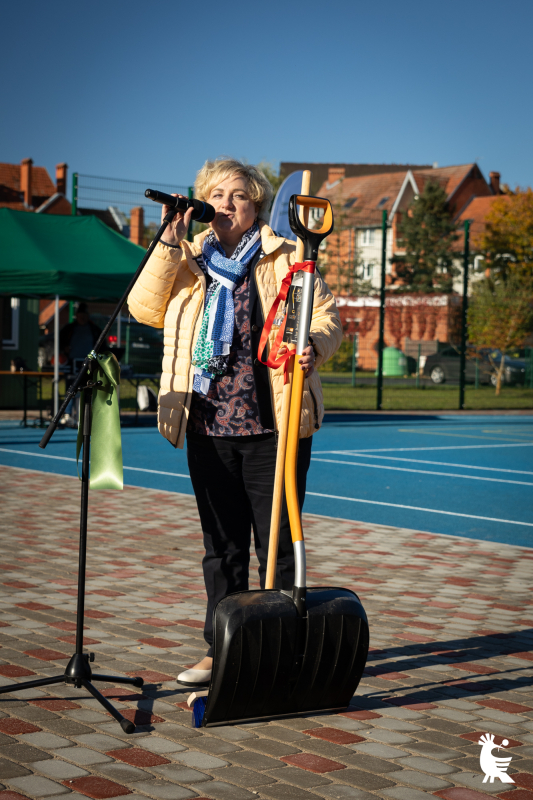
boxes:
[284,358,306,544]
[265,365,293,589]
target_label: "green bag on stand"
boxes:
[76,351,123,491]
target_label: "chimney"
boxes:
[56,163,68,195]
[130,207,144,246]
[328,167,345,185]
[489,171,500,195]
[20,158,33,207]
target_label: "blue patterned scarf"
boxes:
[192,223,262,395]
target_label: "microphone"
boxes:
[145,189,215,223]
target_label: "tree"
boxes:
[467,276,533,395]
[256,162,283,202]
[391,181,459,293]
[478,189,533,288]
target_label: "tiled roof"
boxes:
[35,194,71,215]
[456,195,506,243]
[414,164,475,196]
[0,162,56,199]
[280,162,432,195]
[410,164,478,199]
[317,164,488,226]
[317,171,407,226]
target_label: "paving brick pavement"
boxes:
[1,464,533,800]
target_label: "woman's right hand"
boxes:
[161,194,195,246]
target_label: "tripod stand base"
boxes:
[0,653,143,735]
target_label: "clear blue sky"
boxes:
[2,0,532,194]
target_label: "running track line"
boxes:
[1,447,532,529]
[313,452,533,476]
[311,457,533,486]
[306,492,533,528]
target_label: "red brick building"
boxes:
[0,158,71,214]
[313,163,504,367]
[316,162,500,293]
[336,294,462,370]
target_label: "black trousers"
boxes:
[186,431,312,655]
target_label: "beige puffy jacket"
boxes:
[128,221,342,449]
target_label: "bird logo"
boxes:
[478,733,514,783]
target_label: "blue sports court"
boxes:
[1,413,532,549]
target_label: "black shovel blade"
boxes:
[202,587,369,727]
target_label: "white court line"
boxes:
[0,448,190,479]
[311,457,533,486]
[125,465,189,479]
[0,448,76,462]
[307,491,533,528]
[2,446,531,487]
[313,442,533,454]
[312,451,533,476]
[399,429,532,443]
[2,448,532,529]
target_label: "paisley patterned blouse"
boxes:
[187,269,273,437]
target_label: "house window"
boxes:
[361,228,374,246]
[364,264,374,279]
[2,298,20,350]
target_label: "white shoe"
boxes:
[176,667,212,686]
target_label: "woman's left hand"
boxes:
[298,345,315,377]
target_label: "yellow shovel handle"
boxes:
[265,171,311,584]
[284,357,306,543]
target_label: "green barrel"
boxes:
[376,347,406,377]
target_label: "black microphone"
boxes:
[145,189,215,223]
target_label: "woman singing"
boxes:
[128,157,342,686]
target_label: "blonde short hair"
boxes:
[194,157,274,222]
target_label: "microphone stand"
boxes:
[0,207,179,734]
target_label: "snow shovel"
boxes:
[265,169,311,591]
[200,194,369,728]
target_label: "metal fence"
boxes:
[317,213,533,411]
[72,172,191,235]
[66,172,190,386]
[318,336,533,412]
[15,181,529,416]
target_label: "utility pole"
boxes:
[458,220,470,410]
[376,210,387,411]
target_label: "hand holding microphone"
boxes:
[160,194,193,247]
[145,189,216,247]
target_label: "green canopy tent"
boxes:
[0,208,146,413]
[0,208,144,299]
